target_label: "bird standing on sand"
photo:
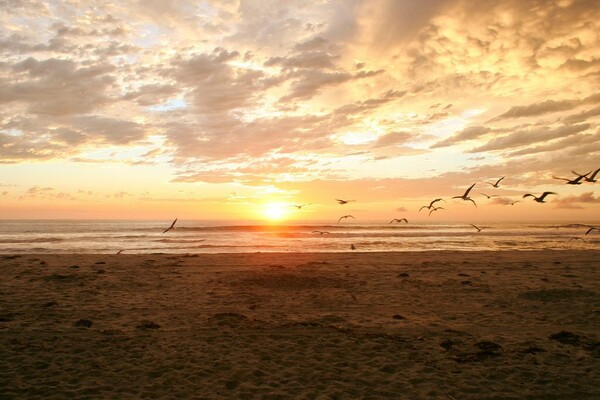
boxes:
[487,177,505,188]
[163,218,178,233]
[338,215,355,223]
[390,218,408,224]
[572,168,600,183]
[452,183,477,207]
[522,192,556,203]
[336,199,355,205]
[469,223,487,232]
[553,172,589,185]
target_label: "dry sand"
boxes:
[1,250,599,399]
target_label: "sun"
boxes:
[262,202,289,221]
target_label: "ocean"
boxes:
[0,220,598,254]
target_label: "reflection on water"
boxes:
[0,220,598,253]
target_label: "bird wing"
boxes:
[495,176,505,185]
[401,218,408,223]
[523,194,533,198]
[539,192,557,200]
[419,205,429,211]
[463,183,476,197]
[552,176,569,182]
[590,168,600,180]
[468,198,477,207]
[469,224,479,230]
[585,227,597,235]
[337,216,344,223]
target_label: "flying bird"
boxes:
[572,168,600,183]
[390,218,408,224]
[469,224,487,232]
[292,204,310,209]
[568,237,585,242]
[553,172,589,185]
[479,192,498,199]
[429,206,445,216]
[338,215,356,223]
[312,230,331,235]
[486,177,505,188]
[452,183,477,207]
[522,192,556,203]
[162,218,178,233]
[419,198,446,212]
[508,200,520,206]
[336,199,355,205]
[585,227,598,235]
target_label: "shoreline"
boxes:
[1,250,599,398]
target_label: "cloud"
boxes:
[492,93,600,121]
[469,123,591,153]
[371,131,413,148]
[553,192,600,209]
[0,57,115,115]
[431,126,492,148]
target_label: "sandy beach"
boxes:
[1,250,599,399]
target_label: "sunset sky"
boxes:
[1,0,599,222]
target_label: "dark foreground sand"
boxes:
[1,251,599,399]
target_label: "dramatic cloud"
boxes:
[553,192,600,209]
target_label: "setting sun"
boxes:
[262,202,289,221]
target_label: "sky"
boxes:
[0,0,599,222]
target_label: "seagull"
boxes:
[162,218,178,233]
[572,168,600,183]
[292,204,310,209]
[508,200,520,206]
[585,227,599,235]
[553,172,589,185]
[338,215,356,223]
[312,230,331,235]
[469,223,487,232]
[336,199,355,205]
[390,218,408,224]
[522,192,556,203]
[419,198,446,212]
[452,183,477,207]
[479,192,498,199]
[568,237,585,242]
[486,177,505,188]
[429,206,445,216]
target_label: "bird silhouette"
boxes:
[469,223,487,232]
[350,244,356,250]
[312,230,331,235]
[292,204,310,209]
[419,198,445,211]
[508,200,520,206]
[452,183,477,207]
[585,227,598,235]
[572,168,600,183]
[522,192,556,203]
[479,192,498,199]
[116,249,124,254]
[486,177,505,188]
[390,218,408,224]
[568,237,585,242]
[429,206,445,216]
[553,172,589,185]
[338,215,355,223]
[336,199,355,205]
[162,218,178,233]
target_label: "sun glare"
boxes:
[262,202,288,221]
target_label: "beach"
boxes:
[1,250,599,399]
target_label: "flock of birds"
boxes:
[125,168,598,253]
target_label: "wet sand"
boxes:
[1,250,599,399]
